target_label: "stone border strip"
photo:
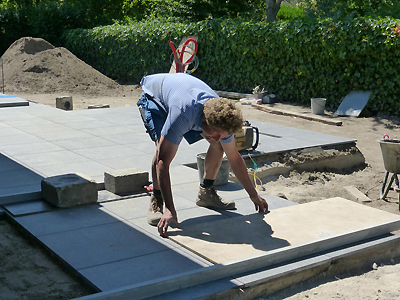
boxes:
[252,104,343,126]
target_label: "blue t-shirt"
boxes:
[141,73,234,145]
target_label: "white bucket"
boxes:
[311,98,326,115]
[196,153,230,186]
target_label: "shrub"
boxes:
[63,17,400,114]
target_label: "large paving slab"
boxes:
[168,197,400,265]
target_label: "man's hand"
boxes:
[157,208,180,237]
[250,194,269,213]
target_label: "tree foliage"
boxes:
[63,17,400,115]
[300,0,400,19]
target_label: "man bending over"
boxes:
[137,73,268,236]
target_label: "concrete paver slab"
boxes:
[14,204,121,236]
[168,197,400,264]
[3,199,55,217]
[0,141,65,156]
[51,137,116,150]
[13,150,89,168]
[79,246,213,291]
[0,185,41,206]
[37,220,171,270]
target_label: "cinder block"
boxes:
[41,173,97,208]
[104,168,149,194]
[56,96,73,110]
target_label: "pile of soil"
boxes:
[1,37,120,95]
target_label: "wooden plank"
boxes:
[252,103,343,126]
[344,186,372,203]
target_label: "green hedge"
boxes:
[63,17,400,114]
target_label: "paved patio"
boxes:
[2,96,399,300]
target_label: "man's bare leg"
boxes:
[197,141,235,209]
[147,141,163,225]
[203,141,224,180]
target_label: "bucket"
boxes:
[311,98,326,115]
[196,153,230,186]
[378,139,400,173]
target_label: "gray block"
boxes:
[41,173,97,208]
[56,96,73,110]
[104,168,149,194]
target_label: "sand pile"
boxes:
[0,37,120,95]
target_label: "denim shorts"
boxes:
[137,93,166,143]
[137,93,204,145]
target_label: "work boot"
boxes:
[147,194,163,226]
[196,185,235,210]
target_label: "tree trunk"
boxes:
[265,0,283,21]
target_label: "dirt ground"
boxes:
[1,37,400,299]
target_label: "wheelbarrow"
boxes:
[379,139,400,210]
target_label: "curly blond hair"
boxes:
[203,97,243,134]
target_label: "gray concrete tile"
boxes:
[26,127,94,141]
[100,154,153,172]
[0,132,43,146]
[81,126,134,137]
[0,110,36,122]
[72,144,142,160]
[51,136,116,150]
[169,165,199,185]
[37,220,171,269]
[3,200,55,217]
[126,141,157,154]
[14,204,120,236]
[13,150,88,168]
[0,141,65,156]
[0,125,28,137]
[97,190,121,202]
[65,120,115,130]
[43,115,95,125]
[0,168,43,188]
[35,160,111,178]
[2,116,57,128]
[0,153,29,171]
[127,217,183,249]
[100,196,149,220]
[101,194,196,223]
[78,247,212,291]
[0,186,41,206]
[0,122,11,129]
[104,132,151,145]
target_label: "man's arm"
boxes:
[222,140,269,212]
[156,136,180,236]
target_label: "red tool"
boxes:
[168,38,198,73]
